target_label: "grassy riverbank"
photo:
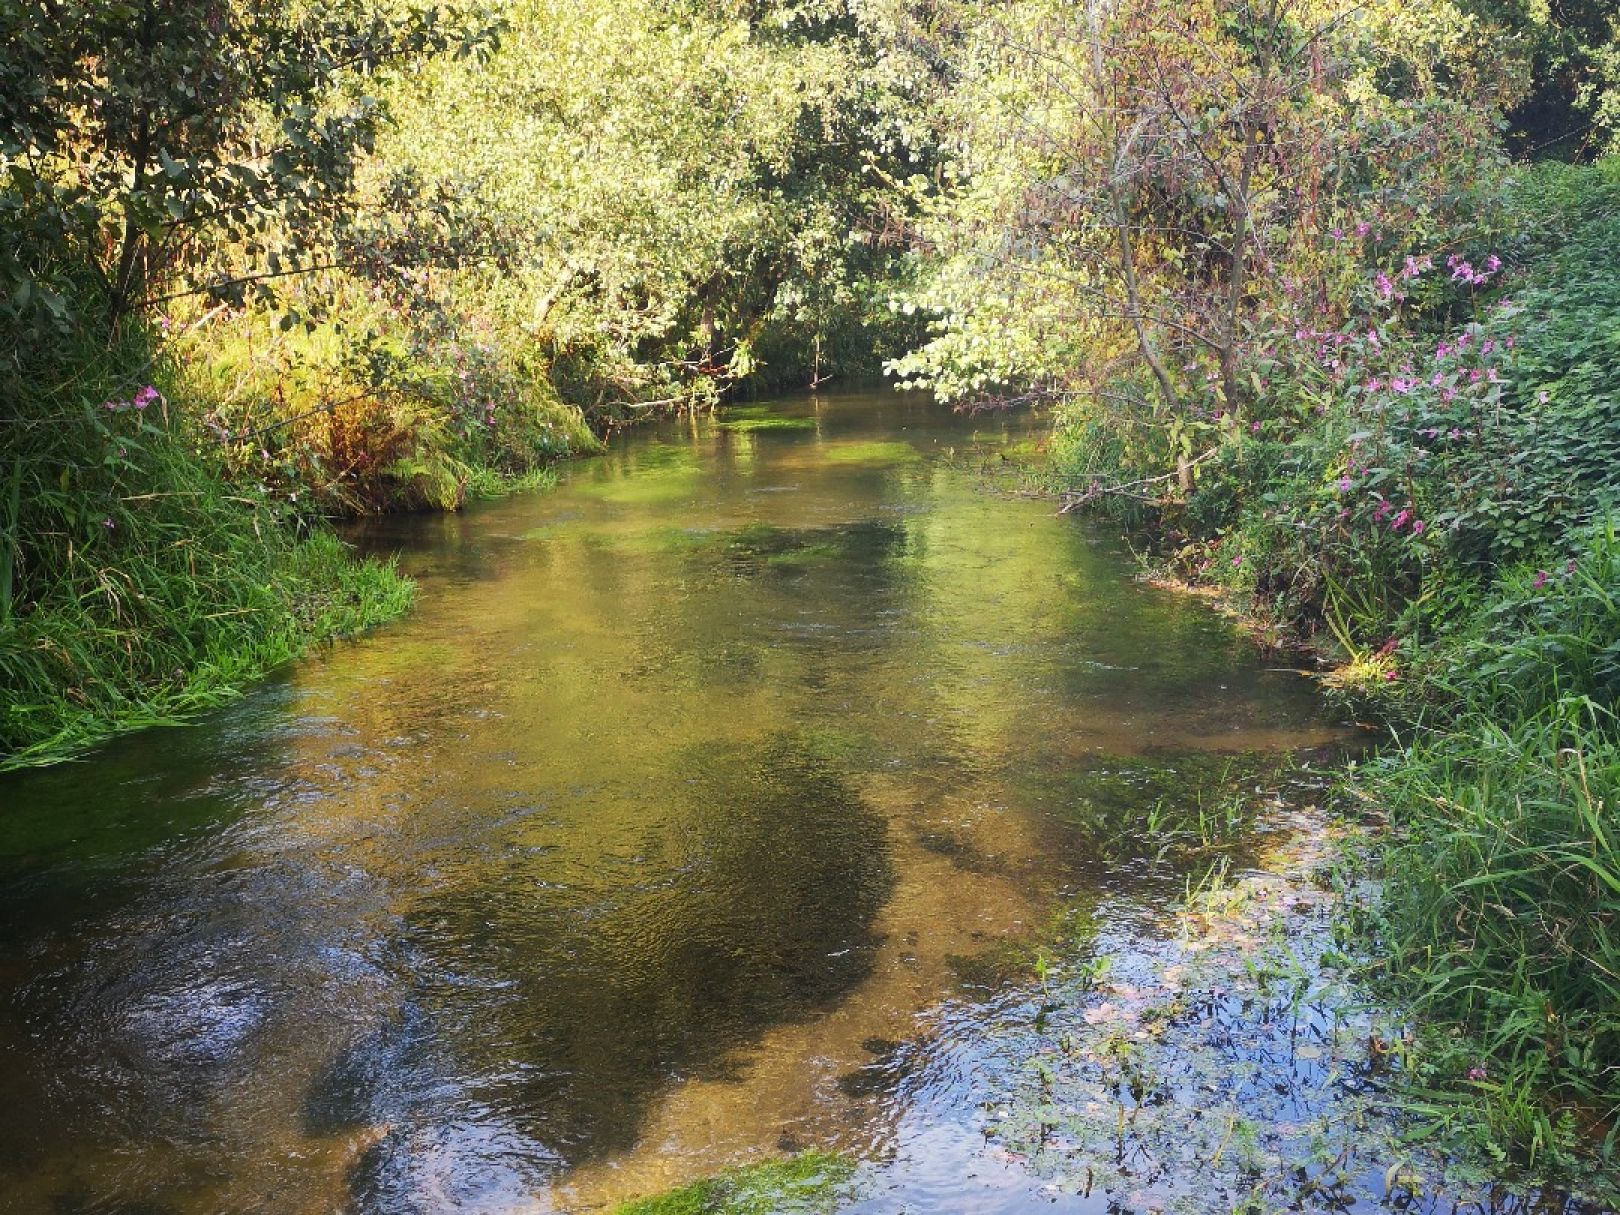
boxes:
[0,315,417,770]
[1042,157,1620,1176]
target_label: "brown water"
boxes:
[0,392,1350,1214]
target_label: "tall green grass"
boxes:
[1363,521,1620,1168]
[1,301,414,770]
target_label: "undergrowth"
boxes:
[177,286,600,517]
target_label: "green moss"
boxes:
[613,1152,854,1215]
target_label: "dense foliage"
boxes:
[4,0,1620,1181]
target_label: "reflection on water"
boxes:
[0,392,1348,1213]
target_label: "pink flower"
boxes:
[1412,519,1426,535]
[133,386,161,410]
[1533,570,1549,589]
[1485,254,1501,273]
[1375,271,1394,299]
[1468,1065,1488,1081]
[1391,508,1412,531]
[1337,476,1352,493]
[1355,220,1371,237]
[1231,555,1243,568]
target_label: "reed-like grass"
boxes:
[1363,521,1620,1167]
[0,305,414,769]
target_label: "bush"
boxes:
[181,290,599,516]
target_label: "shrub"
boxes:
[179,293,600,515]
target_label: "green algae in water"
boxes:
[717,416,817,432]
[820,440,922,464]
[577,445,703,504]
[614,1152,854,1215]
[576,524,717,558]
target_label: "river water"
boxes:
[0,392,1351,1213]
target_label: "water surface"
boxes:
[0,392,1346,1213]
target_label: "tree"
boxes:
[890,0,1508,496]
[0,0,489,338]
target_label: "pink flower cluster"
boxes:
[1446,252,1500,287]
[1401,254,1433,280]
[102,386,162,412]
[1532,559,1581,590]
[1369,496,1426,537]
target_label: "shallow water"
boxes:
[0,392,1352,1213]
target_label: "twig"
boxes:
[1057,447,1220,511]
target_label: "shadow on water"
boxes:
[337,734,895,1210]
[0,391,1383,1214]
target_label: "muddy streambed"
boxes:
[0,393,1557,1213]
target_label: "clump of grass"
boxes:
[1360,520,1620,1168]
[463,463,562,501]
[0,304,414,769]
[613,1152,854,1215]
[1366,700,1620,1168]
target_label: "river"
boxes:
[0,391,1353,1213]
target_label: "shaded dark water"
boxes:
[0,393,1352,1213]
